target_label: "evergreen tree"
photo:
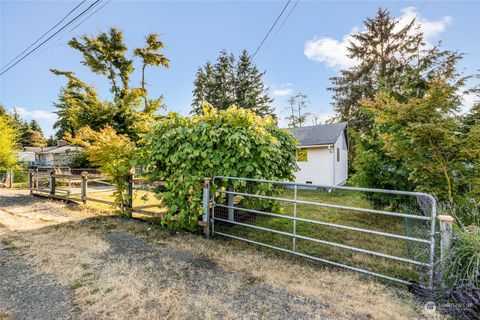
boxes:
[330,8,423,134]
[29,120,43,135]
[46,135,57,147]
[329,8,425,193]
[192,50,274,116]
[0,103,6,117]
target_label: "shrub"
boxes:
[68,126,137,217]
[142,104,298,230]
[443,226,480,287]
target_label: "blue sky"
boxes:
[1,0,479,137]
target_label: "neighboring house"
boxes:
[19,141,83,167]
[287,122,348,186]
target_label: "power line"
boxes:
[0,0,102,76]
[25,0,110,66]
[69,0,111,33]
[251,0,291,60]
[0,0,87,73]
[257,0,299,61]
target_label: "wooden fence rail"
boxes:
[28,170,207,228]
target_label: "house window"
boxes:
[297,149,307,162]
[337,148,340,162]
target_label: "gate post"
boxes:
[437,215,454,264]
[50,170,56,195]
[202,178,211,237]
[227,185,234,221]
[81,171,88,204]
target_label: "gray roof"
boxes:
[287,122,348,147]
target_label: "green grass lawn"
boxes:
[213,187,432,284]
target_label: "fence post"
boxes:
[437,215,455,264]
[81,171,88,204]
[6,169,13,188]
[127,168,135,211]
[9,169,14,188]
[227,185,234,221]
[49,170,56,195]
[28,170,33,195]
[202,178,211,237]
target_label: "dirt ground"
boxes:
[0,190,433,320]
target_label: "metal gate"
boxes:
[210,176,436,288]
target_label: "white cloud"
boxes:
[397,7,452,44]
[304,32,358,69]
[11,107,57,136]
[304,7,453,69]
[272,83,294,97]
[13,107,57,121]
[461,91,478,114]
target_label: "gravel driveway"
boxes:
[0,190,428,319]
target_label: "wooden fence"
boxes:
[28,169,208,228]
[1,169,29,188]
[29,170,163,218]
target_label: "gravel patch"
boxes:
[101,231,331,319]
[0,239,77,320]
[0,190,425,319]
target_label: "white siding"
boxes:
[294,147,334,185]
[333,132,348,185]
[18,152,35,162]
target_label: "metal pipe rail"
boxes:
[219,190,432,221]
[214,204,431,244]
[211,176,437,288]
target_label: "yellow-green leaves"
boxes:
[68,126,137,217]
[0,114,18,169]
[143,105,298,230]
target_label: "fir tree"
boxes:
[192,50,274,116]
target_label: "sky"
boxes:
[1,0,479,137]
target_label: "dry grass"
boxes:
[0,191,436,319]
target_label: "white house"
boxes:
[288,122,348,186]
[19,141,83,166]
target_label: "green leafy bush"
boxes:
[142,104,298,230]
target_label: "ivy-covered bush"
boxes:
[142,104,298,230]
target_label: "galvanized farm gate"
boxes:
[206,176,437,288]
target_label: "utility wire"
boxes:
[25,0,109,66]
[0,0,101,76]
[251,0,291,60]
[0,0,87,72]
[257,0,299,61]
[69,0,111,33]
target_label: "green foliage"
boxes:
[443,226,480,287]
[0,113,19,169]
[66,151,95,169]
[6,109,47,147]
[68,126,137,217]
[192,50,274,117]
[143,105,298,230]
[330,8,424,176]
[363,52,479,205]
[52,28,169,142]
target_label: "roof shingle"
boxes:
[286,122,347,147]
